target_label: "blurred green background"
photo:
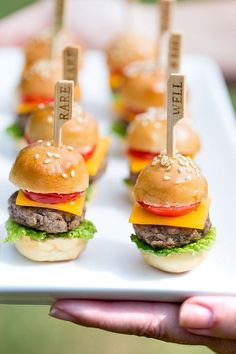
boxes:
[0,1,233,354]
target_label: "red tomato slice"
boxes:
[127,148,159,160]
[23,190,84,204]
[139,201,200,217]
[81,145,96,161]
[21,95,54,105]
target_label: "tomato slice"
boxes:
[23,190,84,204]
[81,145,96,161]
[21,94,54,105]
[139,201,200,217]
[128,148,159,160]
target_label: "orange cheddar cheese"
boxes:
[17,103,39,115]
[129,156,150,174]
[16,190,85,216]
[129,198,211,230]
[86,137,110,176]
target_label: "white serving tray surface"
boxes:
[0,49,236,304]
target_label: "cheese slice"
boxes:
[17,103,38,115]
[16,190,85,216]
[129,198,211,230]
[86,137,111,176]
[129,156,150,174]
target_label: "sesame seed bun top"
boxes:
[127,109,200,157]
[133,151,208,206]
[25,103,99,153]
[9,142,89,194]
[107,32,156,72]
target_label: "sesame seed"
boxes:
[68,146,74,151]
[35,154,40,160]
[62,173,68,179]
[47,152,53,158]
[163,176,171,181]
[187,167,192,173]
[71,170,76,177]
[46,142,51,147]
[185,175,191,181]
[178,167,183,173]
[37,140,43,143]
[166,165,171,171]
[54,153,61,159]
[44,158,51,164]
[178,159,185,166]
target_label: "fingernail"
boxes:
[180,303,214,329]
[49,307,76,322]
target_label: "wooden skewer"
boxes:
[54,0,66,34]
[167,74,186,156]
[157,0,174,70]
[53,80,74,147]
[63,46,81,85]
[167,32,182,77]
[160,0,174,36]
[50,0,66,59]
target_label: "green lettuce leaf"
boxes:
[5,219,97,243]
[131,227,216,257]
[111,121,127,138]
[123,177,134,187]
[6,122,24,139]
[85,184,93,202]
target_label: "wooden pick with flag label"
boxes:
[159,0,174,36]
[53,80,74,147]
[63,46,81,85]
[168,32,182,77]
[167,74,186,156]
[54,0,66,34]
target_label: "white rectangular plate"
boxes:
[0,49,236,304]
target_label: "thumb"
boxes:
[180,296,236,340]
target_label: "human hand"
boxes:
[50,297,236,354]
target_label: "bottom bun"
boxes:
[141,249,209,273]
[15,236,88,262]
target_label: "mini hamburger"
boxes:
[5,141,96,262]
[24,103,110,199]
[124,108,200,193]
[107,32,156,95]
[7,58,80,145]
[24,29,74,69]
[112,60,165,138]
[129,151,215,273]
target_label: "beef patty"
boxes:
[89,158,108,184]
[8,191,85,234]
[129,171,139,186]
[17,113,32,131]
[133,216,212,249]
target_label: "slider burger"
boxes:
[5,141,96,262]
[124,108,200,192]
[129,151,216,273]
[25,103,110,199]
[24,29,74,69]
[107,32,155,94]
[7,59,62,145]
[7,58,80,145]
[112,60,165,138]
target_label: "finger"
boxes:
[180,296,236,340]
[50,299,235,353]
[0,1,52,46]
